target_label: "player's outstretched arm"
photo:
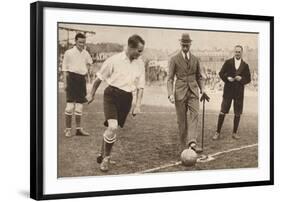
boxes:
[132,88,144,116]
[87,77,102,104]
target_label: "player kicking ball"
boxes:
[87,34,145,172]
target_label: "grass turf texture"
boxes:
[58,88,258,177]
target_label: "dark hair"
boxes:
[75,33,86,41]
[235,45,243,51]
[128,34,145,48]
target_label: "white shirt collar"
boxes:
[74,45,85,53]
[234,57,241,62]
[122,51,142,62]
[234,57,241,70]
[121,51,130,60]
[182,51,190,60]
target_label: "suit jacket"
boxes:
[219,57,251,99]
[167,52,205,101]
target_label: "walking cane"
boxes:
[201,99,206,151]
[198,94,211,162]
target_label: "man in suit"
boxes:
[213,45,251,140]
[167,33,209,154]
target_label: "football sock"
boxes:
[100,140,105,156]
[65,114,72,129]
[233,115,240,134]
[216,113,225,133]
[75,115,81,129]
[104,142,114,157]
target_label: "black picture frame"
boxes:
[30,1,274,200]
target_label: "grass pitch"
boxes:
[58,86,258,177]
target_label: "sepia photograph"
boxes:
[30,2,273,199]
[57,23,258,177]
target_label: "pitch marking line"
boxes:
[135,143,258,174]
[90,111,256,116]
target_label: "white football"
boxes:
[180,148,198,166]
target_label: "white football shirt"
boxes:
[62,46,93,75]
[96,52,145,92]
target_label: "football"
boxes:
[180,148,198,166]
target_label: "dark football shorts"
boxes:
[66,71,87,103]
[220,96,244,115]
[103,85,133,128]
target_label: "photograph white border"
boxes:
[43,7,270,195]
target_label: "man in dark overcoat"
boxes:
[213,45,251,140]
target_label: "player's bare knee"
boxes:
[65,103,75,115]
[108,119,118,131]
[74,103,83,116]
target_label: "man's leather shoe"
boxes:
[97,154,103,164]
[97,154,116,165]
[100,156,110,172]
[76,128,90,136]
[64,129,72,137]
[189,143,203,153]
[212,132,221,140]
[232,133,240,140]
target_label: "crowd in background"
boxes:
[58,52,258,92]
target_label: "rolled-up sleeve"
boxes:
[96,58,113,81]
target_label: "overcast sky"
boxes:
[59,23,258,52]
